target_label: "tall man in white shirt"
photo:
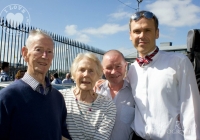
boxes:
[97,50,136,140]
[128,10,200,139]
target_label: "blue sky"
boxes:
[0,0,200,57]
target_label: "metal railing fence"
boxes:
[0,17,105,80]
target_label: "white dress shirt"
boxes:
[127,50,200,140]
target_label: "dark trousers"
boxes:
[132,132,145,140]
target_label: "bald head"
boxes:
[102,50,127,85]
[102,50,126,65]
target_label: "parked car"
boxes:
[0,81,13,90]
[0,81,75,91]
[51,83,75,91]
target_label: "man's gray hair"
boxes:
[26,29,54,48]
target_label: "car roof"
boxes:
[0,81,13,87]
[51,83,75,90]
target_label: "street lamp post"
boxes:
[137,0,143,11]
[136,0,143,57]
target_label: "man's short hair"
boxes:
[2,62,9,70]
[103,50,126,62]
[53,73,59,78]
[26,29,54,48]
[129,10,159,31]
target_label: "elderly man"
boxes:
[0,29,71,140]
[128,10,200,139]
[96,50,135,140]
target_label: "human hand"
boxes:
[93,79,106,92]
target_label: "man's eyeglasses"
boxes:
[131,11,154,21]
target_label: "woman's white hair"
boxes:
[71,53,103,80]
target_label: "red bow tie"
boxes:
[136,47,159,67]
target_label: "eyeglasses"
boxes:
[131,11,154,21]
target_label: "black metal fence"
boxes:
[0,17,105,80]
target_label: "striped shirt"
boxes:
[61,89,116,140]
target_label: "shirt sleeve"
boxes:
[93,100,116,140]
[61,99,72,140]
[177,56,200,139]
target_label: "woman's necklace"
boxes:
[75,99,94,115]
[73,88,96,115]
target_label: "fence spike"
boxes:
[5,19,8,26]
[62,36,64,43]
[27,26,29,32]
[21,23,24,29]
[54,33,56,40]
[24,24,27,31]
[1,17,4,25]
[8,19,11,28]
[58,35,60,41]
[51,33,54,39]
[55,34,57,41]
[76,41,79,47]
[15,22,18,30]
[58,35,61,42]
[11,20,15,29]
[79,42,82,48]
[75,41,77,47]
[49,32,52,37]
[63,37,67,43]
[82,43,85,49]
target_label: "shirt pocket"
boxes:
[120,105,135,124]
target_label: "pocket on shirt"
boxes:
[120,105,135,124]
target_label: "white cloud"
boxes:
[146,0,200,27]
[108,11,131,20]
[82,23,128,35]
[76,34,90,44]
[65,25,78,36]
[64,23,128,43]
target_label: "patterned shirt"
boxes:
[97,80,135,140]
[22,72,51,95]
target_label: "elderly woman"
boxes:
[61,53,116,140]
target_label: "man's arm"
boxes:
[61,95,72,140]
[178,57,200,139]
[0,97,10,139]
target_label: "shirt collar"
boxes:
[138,46,158,58]
[22,72,52,94]
[101,79,129,90]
